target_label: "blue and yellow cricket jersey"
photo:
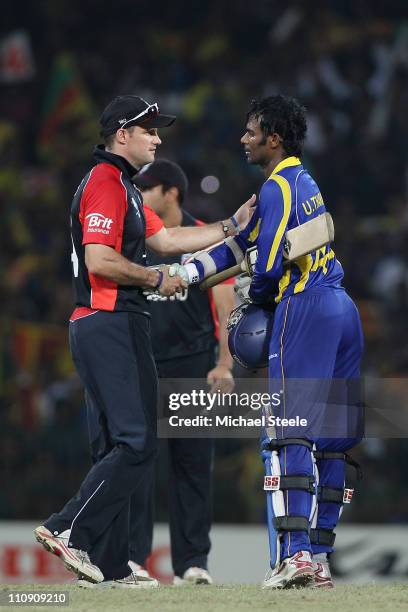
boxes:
[190,156,343,304]
[244,156,343,303]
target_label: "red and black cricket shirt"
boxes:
[70,146,163,320]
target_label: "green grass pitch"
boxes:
[1,584,408,612]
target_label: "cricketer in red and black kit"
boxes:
[34,96,188,585]
[130,160,235,582]
[34,96,256,586]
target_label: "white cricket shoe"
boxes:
[34,526,103,584]
[262,551,314,589]
[128,561,159,587]
[78,572,142,589]
[77,562,159,589]
[173,567,213,585]
[311,554,334,588]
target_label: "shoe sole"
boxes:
[134,579,160,588]
[262,567,314,590]
[78,580,157,589]
[34,528,103,584]
[312,579,334,588]
[174,578,212,586]
[284,568,315,589]
[77,580,95,589]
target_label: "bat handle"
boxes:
[199,264,241,290]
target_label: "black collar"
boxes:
[93,145,139,180]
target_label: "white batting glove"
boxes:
[234,273,252,304]
[168,263,189,283]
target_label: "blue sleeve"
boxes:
[188,206,262,280]
[249,177,292,303]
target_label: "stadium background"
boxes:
[0,0,407,583]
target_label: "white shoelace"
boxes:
[75,549,92,565]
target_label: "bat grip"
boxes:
[199,264,241,290]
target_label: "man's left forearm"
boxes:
[206,283,235,392]
[146,194,256,257]
[217,325,234,370]
[167,222,236,254]
[213,284,234,369]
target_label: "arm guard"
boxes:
[184,235,247,283]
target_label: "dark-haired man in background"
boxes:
[130,159,235,585]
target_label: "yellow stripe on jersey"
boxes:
[294,254,313,293]
[266,175,291,272]
[249,218,261,243]
[275,267,291,303]
[271,156,302,175]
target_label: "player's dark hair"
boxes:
[138,182,185,204]
[247,95,307,157]
[160,183,185,204]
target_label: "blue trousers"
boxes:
[261,287,364,561]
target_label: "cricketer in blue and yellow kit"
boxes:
[186,155,363,567]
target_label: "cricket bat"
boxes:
[199,212,334,290]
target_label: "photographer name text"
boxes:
[168,415,308,428]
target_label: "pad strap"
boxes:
[273,516,310,533]
[310,528,336,547]
[313,451,344,460]
[264,475,315,493]
[345,453,363,480]
[281,476,315,493]
[313,451,363,480]
[318,485,344,504]
[267,438,313,451]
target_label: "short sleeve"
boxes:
[81,168,127,247]
[144,205,164,238]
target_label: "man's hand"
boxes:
[207,364,234,394]
[231,194,257,232]
[168,263,189,283]
[158,265,188,296]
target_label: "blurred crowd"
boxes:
[1,0,408,523]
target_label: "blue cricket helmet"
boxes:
[227,303,275,370]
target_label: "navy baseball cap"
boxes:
[134,159,189,200]
[100,95,176,137]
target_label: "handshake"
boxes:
[144,263,189,298]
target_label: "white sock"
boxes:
[314,552,328,562]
